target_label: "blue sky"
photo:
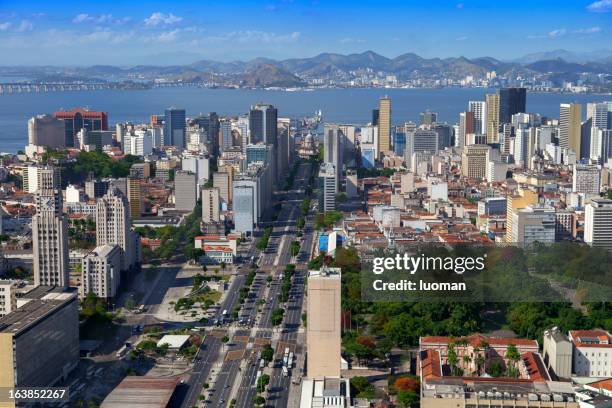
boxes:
[0,0,611,65]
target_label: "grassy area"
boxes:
[193,290,222,305]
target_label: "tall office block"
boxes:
[28,115,66,148]
[318,163,337,212]
[249,103,277,145]
[53,108,108,148]
[163,107,186,149]
[468,100,487,134]
[96,188,133,271]
[405,129,438,168]
[174,171,197,212]
[505,189,539,243]
[323,124,342,192]
[499,87,527,124]
[511,205,556,244]
[23,165,61,194]
[307,267,341,379]
[80,245,121,300]
[0,288,79,395]
[586,102,609,130]
[202,187,221,223]
[458,111,475,147]
[585,198,612,251]
[485,93,500,144]
[461,144,491,179]
[213,171,232,208]
[33,188,69,288]
[420,111,438,126]
[233,182,256,235]
[191,112,220,156]
[378,96,391,153]
[560,103,582,157]
[572,165,600,195]
[126,177,143,219]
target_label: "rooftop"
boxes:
[101,376,179,408]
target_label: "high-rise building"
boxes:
[85,179,109,199]
[378,96,391,153]
[53,108,108,147]
[28,114,66,148]
[572,165,600,195]
[499,87,527,124]
[33,188,69,287]
[323,124,343,191]
[420,111,438,126]
[213,171,232,208]
[245,143,274,165]
[182,155,210,193]
[80,245,121,300]
[23,165,61,194]
[0,287,79,393]
[0,280,18,317]
[307,267,341,379]
[485,93,500,144]
[233,181,256,235]
[220,120,232,149]
[461,144,491,179]
[372,109,379,126]
[163,107,186,149]
[559,103,582,157]
[318,163,337,212]
[174,171,197,212]
[511,205,556,244]
[126,177,143,219]
[202,187,221,223]
[458,111,475,147]
[96,188,133,271]
[405,129,438,168]
[585,198,612,251]
[468,101,487,134]
[505,189,539,243]
[249,103,277,145]
[586,102,609,130]
[191,112,220,156]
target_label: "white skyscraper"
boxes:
[96,188,134,271]
[585,198,612,251]
[468,101,487,135]
[572,165,601,195]
[33,188,69,287]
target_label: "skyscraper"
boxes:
[163,107,186,149]
[28,115,66,148]
[468,101,487,134]
[307,267,341,379]
[461,144,491,179]
[202,187,221,223]
[378,96,391,153]
[249,103,277,145]
[560,103,582,157]
[318,163,337,212]
[485,93,500,144]
[458,111,475,148]
[126,177,142,219]
[174,171,197,212]
[96,188,133,271]
[420,111,438,126]
[323,124,342,192]
[499,87,527,124]
[585,198,612,251]
[33,188,69,287]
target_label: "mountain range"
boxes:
[2,50,611,88]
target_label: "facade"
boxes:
[0,280,18,317]
[28,114,66,148]
[585,198,612,251]
[249,103,277,145]
[457,111,474,147]
[511,205,556,244]
[542,327,572,380]
[573,165,601,195]
[485,93,500,143]
[560,103,582,157]
[233,182,256,235]
[505,189,539,243]
[468,100,487,135]
[499,87,527,124]
[23,165,61,194]
[127,177,143,219]
[80,245,121,300]
[164,107,186,149]
[201,187,221,223]
[96,188,134,271]
[0,287,79,398]
[477,197,507,216]
[53,108,108,147]
[323,124,342,191]
[174,171,197,212]
[85,179,110,199]
[307,267,341,379]
[461,144,491,179]
[33,189,69,288]
[213,171,232,208]
[318,163,337,212]
[569,330,612,377]
[378,96,391,153]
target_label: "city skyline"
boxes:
[0,0,610,65]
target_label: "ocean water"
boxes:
[1,87,610,153]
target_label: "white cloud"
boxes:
[0,22,11,31]
[339,37,366,44]
[456,35,469,41]
[17,20,33,32]
[73,13,91,23]
[157,29,180,43]
[144,12,182,27]
[587,0,612,12]
[548,28,567,38]
[79,29,135,44]
[207,30,301,44]
[73,13,131,24]
[573,26,602,34]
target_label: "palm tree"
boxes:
[505,344,520,378]
[447,343,460,376]
[463,354,472,373]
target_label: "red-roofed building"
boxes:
[569,329,612,377]
[194,235,237,265]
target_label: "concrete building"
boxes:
[33,188,69,288]
[249,103,277,145]
[457,111,475,147]
[213,171,232,208]
[174,171,197,212]
[477,197,507,216]
[23,165,61,194]
[127,177,143,219]
[28,114,66,148]
[124,130,152,157]
[163,107,186,149]
[486,93,500,143]
[511,205,556,244]
[318,163,337,212]
[181,155,210,189]
[53,108,108,148]
[85,179,110,199]
[573,165,601,195]
[461,144,491,179]
[569,329,612,377]
[542,327,572,380]
[233,181,256,235]
[96,189,134,271]
[468,100,487,135]
[101,376,179,408]
[201,187,220,223]
[323,124,343,190]
[560,103,582,157]
[378,96,391,153]
[0,280,18,317]
[129,163,151,180]
[65,184,84,203]
[307,267,341,379]
[0,287,79,398]
[346,171,358,198]
[585,198,612,251]
[299,377,351,408]
[80,245,121,301]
